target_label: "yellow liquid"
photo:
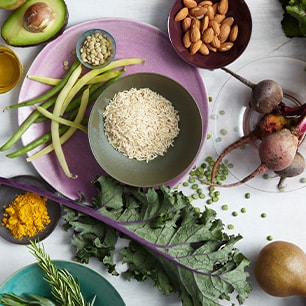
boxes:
[0,45,23,93]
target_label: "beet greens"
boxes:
[0,175,251,306]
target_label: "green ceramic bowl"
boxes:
[0,261,125,305]
[88,72,203,187]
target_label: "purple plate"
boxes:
[18,18,208,201]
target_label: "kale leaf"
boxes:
[279,0,306,37]
[63,176,251,306]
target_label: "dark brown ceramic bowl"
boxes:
[168,0,252,69]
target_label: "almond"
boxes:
[190,25,201,42]
[183,30,192,48]
[191,17,201,29]
[229,24,239,42]
[206,5,215,20]
[207,43,217,52]
[214,14,226,23]
[174,7,189,22]
[189,6,207,17]
[199,43,210,55]
[182,17,192,32]
[218,41,233,52]
[222,16,234,26]
[209,20,220,35]
[200,15,209,33]
[219,23,231,42]
[211,35,221,48]
[202,27,214,43]
[190,40,202,55]
[183,0,197,9]
[198,1,213,7]
[218,0,229,15]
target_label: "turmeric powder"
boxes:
[1,192,51,239]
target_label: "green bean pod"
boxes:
[4,59,81,111]
[0,98,56,152]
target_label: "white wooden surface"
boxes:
[0,1,306,305]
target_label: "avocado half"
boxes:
[0,0,26,10]
[1,0,69,47]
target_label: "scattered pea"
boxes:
[182,181,189,187]
[191,183,199,190]
[300,177,306,184]
[219,110,225,115]
[215,137,222,142]
[245,192,250,199]
[209,96,213,102]
[220,128,227,135]
[241,207,247,213]
[210,114,218,120]
[228,224,234,230]
[263,173,270,180]
[188,177,196,184]
[232,211,238,217]
[261,213,267,218]
[192,193,199,200]
[222,204,229,211]
[206,133,211,140]
[267,235,273,241]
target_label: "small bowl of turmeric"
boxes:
[0,175,61,245]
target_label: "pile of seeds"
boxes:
[79,31,114,66]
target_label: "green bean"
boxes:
[6,126,67,158]
[5,74,122,158]
[4,59,81,111]
[51,64,83,178]
[35,106,87,132]
[0,98,56,151]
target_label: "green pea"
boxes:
[222,204,229,210]
[228,224,234,230]
[220,129,227,135]
[245,193,250,199]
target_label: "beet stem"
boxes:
[213,163,268,188]
[221,67,256,89]
[210,134,256,191]
[277,102,306,117]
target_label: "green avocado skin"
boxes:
[0,0,25,10]
[1,0,69,47]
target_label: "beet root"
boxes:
[210,129,299,188]
[275,151,306,178]
[250,80,283,114]
[259,129,298,171]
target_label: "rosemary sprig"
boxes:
[0,292,57,305]
[28,241,96,306]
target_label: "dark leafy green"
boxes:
[279,0,306,37]
[0,175,251,306]
[63,176,251,306]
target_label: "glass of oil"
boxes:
[0,45,23,94]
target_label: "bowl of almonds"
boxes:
[168,0,252,69]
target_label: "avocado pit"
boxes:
[24,2,55,33]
